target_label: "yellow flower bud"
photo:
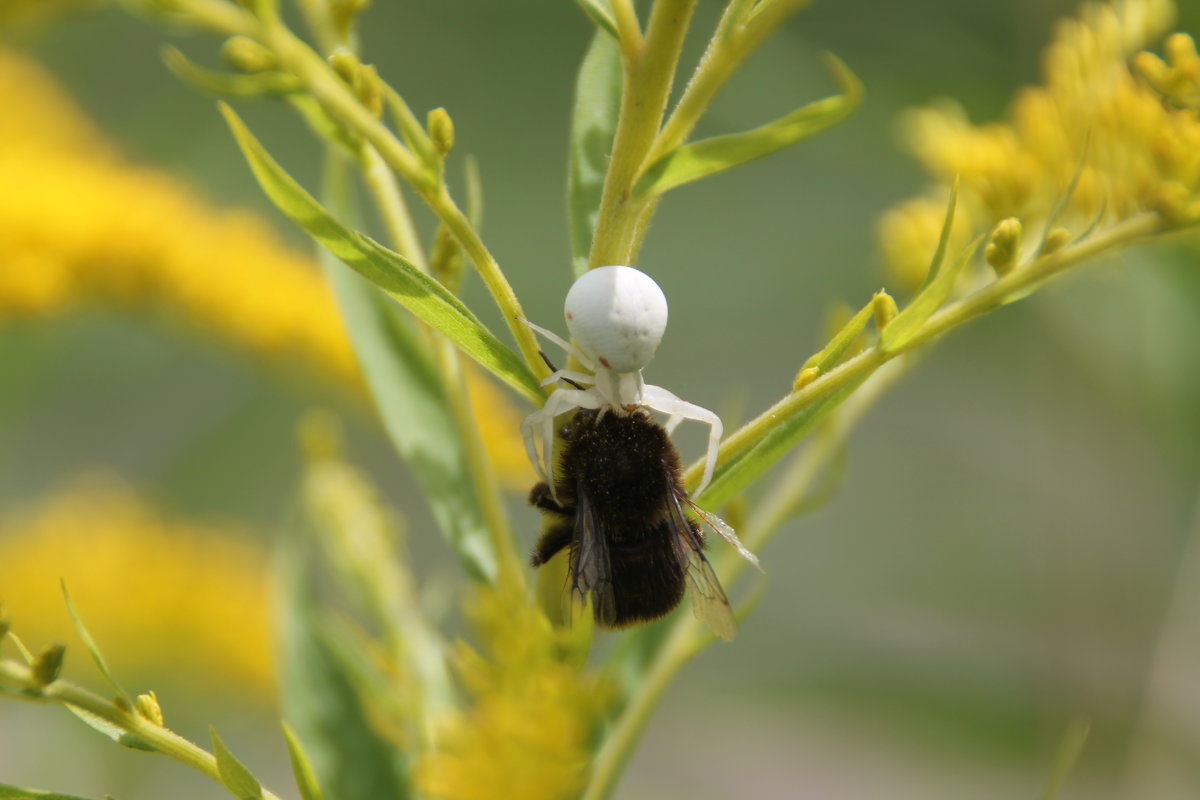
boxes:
[31,643,66,687]
[136,691,165,727]
[792,366,820,392]
[1041,227,1071,255]
[985,217,1022,276]
[871,290,898,332]
[427,107,455,158]
[328,51,383,118]
[221,36,277,74]
[329,49,359,86]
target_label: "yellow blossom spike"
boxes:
[0,49,534,492]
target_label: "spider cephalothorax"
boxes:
[520,265,723,498]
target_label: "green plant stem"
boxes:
[434,339,527,586]
[0,660,285,800]
[684,211,1164,489]
[743,357,906,550]
[610,0,643,60]
[594,212,1165,796]
[359,144,427,271]
[647,0,807,165]
[352,139,524,590]
[581,621,695,800]
[589,0,697,267]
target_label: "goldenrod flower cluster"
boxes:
[0,476,274,694]
[0,47,535,487]
[878,0,1198,290]
[0,47,361,387]
[415,577,608,800]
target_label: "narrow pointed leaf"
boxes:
[696,378,867,511]
[325,261,495,580]
[568,31,623,275]
[210,727,264,800]
[801,299,873,373]
[275,523,412,800]
[61,582,130,707]
[574,0,619,38]
[220,104,542,402]
[319,153,495,581]
[64,705,155,752]
[282,724,326,800]
[881,234,984,353]
[914,177,960,295]
[1039,718,1090,800]
[163,46,300,97]
[0,786,111,800]
[634,54,862,198]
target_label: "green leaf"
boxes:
[801,299,873,373]
[162,46,300,97]
[210,727,264,800]
[568,30,623,276]
[275,522,413,800]
[61,582,130,707]
[0,785,113,800]
[633,54,862,198]
[574,0,619,38]
[696,378,867,511]
[220,103,542,403]
[325,254,496,580]
[64,705,155,752]
[881,233,984,353]
[282,724,326,800]
[1039,718,1090,800]
[915,177,961,296]
[320,154,496,582]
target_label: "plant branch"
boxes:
[685,211,1165,490]
[589,0,698,267]
[0,659,285,800]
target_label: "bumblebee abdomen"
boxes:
[603,534,687,627]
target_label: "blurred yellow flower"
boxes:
[0,476,274,694]
[879,0,1198,285]
[0,47,360,387]
[0,46,535,488]
[415,577,608,800]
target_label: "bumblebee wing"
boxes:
[688,502,763,572]
[667,492,736,641]
[568,484,618,626]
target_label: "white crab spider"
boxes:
[521,265,724,498]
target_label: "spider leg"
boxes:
[528,387,601,503]
[640,384,723,496]
[541,369,595,388]
[521,406,552,486]
[519,317,596,371]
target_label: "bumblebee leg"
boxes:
[531,521,574,566]
[529,482,568,513]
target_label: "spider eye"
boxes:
[564,265,668,373]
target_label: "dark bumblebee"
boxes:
[529,408,737,639]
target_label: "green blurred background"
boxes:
[3,1,1200,798]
